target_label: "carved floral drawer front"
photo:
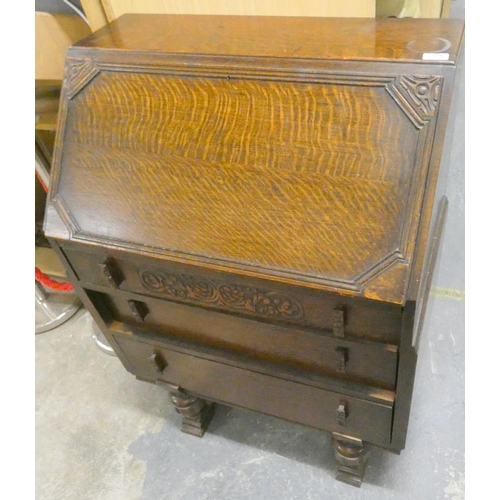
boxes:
[114,333,394,448]
[62,243,403,344]
[139,268,305,322]
[86,287,398,390]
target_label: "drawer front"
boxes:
[63,242,402,344]
[87,288,398,390]
[115,334,393,447]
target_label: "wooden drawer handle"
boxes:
[335,347,349,373]
[333,306,345,338]
[149,352,168,374]
[128,300,149,322]
[99,258,123,288]
[337,401,348,426]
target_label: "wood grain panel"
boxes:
[57,72,418,284]
[68,73,416,181]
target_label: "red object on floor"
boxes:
[36,170,73,291]
[35,267,74,291]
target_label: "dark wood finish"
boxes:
[335,347,349,374]
[127,299,149,323]
[390,301,417,451]
[109,319,395,406]
[48,242,135,373]
[114,333,394,447]
[44,15,464,486]
[332,307,346,339]
[84,286,398,389]
[169,390,215,438]
[98,258,123,289]
[60,242,404,343]
[148,352,167,374]
[332,433,369,487]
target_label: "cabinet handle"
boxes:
[335,347,349,373]
[333,306,345,338]
[128,300,149,322]
[337,401,348,426]
[99,258,123,288]
[149,352,168,374]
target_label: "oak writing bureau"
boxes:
[44,15,464,486]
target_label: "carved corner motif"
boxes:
[399,76,442,116]
[64,57,100,98]
[386,75,443,128]
[139,269,305,322]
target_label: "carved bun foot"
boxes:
[332,433,368,487]
[170,390,215,437]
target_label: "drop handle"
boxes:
[149,352,168,375]
[333,306,345,338]
[337,401,348,426]
[99,258,123,288]
[335,347,349,373]
[128,300,149,322]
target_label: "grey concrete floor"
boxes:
[36,4,465,499]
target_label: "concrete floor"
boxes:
[35,4,465,499]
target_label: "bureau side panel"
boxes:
[406,53,462,304]
[390,56,463,452]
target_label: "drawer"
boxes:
[114,333,394,447]
[62,242,403,344]
[87,288,398,390]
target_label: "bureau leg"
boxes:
[169,390,215,438]
[332,433,368,487]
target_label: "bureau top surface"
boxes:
[74,14,464,65]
